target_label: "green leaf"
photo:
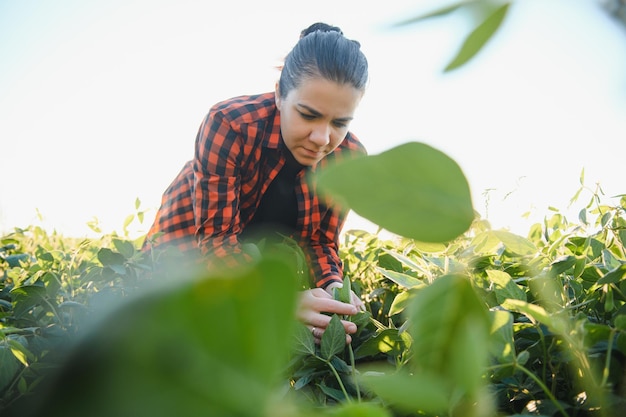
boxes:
[488,310,516,365]
[492,230,537,255]
[112,239,135,259]
[349,310,371,329]
[325,401,392,417]
[97,248,126,268]
[333,276,352,304]
[360,370,450,414]
[388,290,415,316]
[614,315,626,331]
[382,248,432,278]
[0,345,21,392]
[486,269,526,303]
[444,2,511,71]
[7,339,33,367]
[354,328,406,359]
[123,214,135,231]
[10,285,47,317]
[502,299,567,334]
[516,350,530,366]
[321,314,346,360]
[550,255,578,275]
[31,253,300,417]
[407,274,491,396]
[292,323,316,356]
[318,382,347,402]
[316,142,474,243]
[393,1,471,26]
[598,264,626,285]
[376,267,425,289]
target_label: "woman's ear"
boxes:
[274,81,281,109]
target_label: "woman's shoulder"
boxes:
[210,92,276,124]
[338,131,367,156]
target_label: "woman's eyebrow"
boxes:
[297,103,322,116]
[297,103,354,122]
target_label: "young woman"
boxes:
[145,23,369,343]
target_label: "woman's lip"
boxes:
[302,147,322,158]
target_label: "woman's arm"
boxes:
[192,109,246,261]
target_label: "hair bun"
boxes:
[300,22,343,38]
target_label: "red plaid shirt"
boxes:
[145,92,366,288]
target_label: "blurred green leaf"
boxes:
[112,239,135,259]
[7,339,33,367]
[489,310,516,365]
[0,344,21,392]
[492,230,537,255]
[407,274,491,397]
[324,401,392,417]
[487,269,526,303]
[444,2,511,71]
[316,142,474,243]
[360,370,449,414]
[598,264,626,285]
[10,285,47,317]
[393,1,471,26]
[97,248,125,268]
[23,254,300,417]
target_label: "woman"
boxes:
[145,23,368,343]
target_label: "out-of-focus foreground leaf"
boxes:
[316,142,474,243]
[444,2,511,71]
[10,253,300,417]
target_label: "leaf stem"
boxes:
[348,343,360,401]
[600,328,616,388]
[324,357,352,404]
[487,362,570,417]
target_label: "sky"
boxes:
[1,0,625,239]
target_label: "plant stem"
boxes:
[600,328,616,388]
[487,363,570,417]
[348,343,361,401]
[325,358,352,403]
[515,364,569,417]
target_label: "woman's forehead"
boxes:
[289,77,363,117]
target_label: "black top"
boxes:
[242,148,304,240]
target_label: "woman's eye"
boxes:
[300,112,315,120]
[333,121,348,128]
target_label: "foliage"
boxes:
[394,0,626,73]
[1,143,626,417]
[316,142,474,243]
[393,0,512,72]
[0,221,148,411]
[327,174,626,416]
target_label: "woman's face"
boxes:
[276,77,363,166]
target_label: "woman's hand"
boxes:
[324,281,365,312]
[296,288,359,344]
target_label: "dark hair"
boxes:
[278,23,368,98]
[300,22,343,38]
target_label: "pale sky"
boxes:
[1,0,625,238]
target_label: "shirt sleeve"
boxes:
[192,108,246,263]
[308,133,367,288]
[308,204,347,289]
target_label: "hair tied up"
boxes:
[300,22,343,39]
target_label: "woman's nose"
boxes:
[309,124,331,147]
